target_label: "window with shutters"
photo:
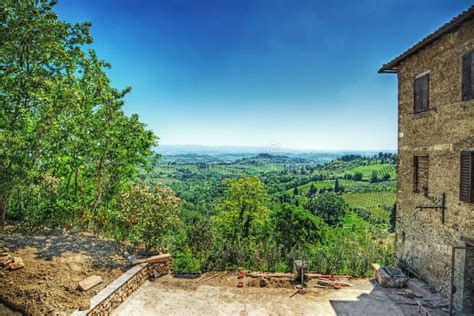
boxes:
[460,151,474,203]
[413,155,429,195]
[462,50,474,101]
[414,74,429,113]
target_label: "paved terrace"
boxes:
[112,275,448,316]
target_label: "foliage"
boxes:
[271,203,325,255]
[307,183,317,197]
[353,172,363,181]
[370,170,378,183]
[117,183,180,250]
[214,176,269,240]
[389,203,396,232]
[334,178,341,192]
[0,0,398,277]
[173,246,202,273]
[307,228,395,276]
[0,0,157,229]
[306,193,348,226]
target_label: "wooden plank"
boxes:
[200,273,218,283]
[194,273,207,283]
[132,254,171,265]
[78,275,103,291]
[247,272,292,278]
[307,273,352,278]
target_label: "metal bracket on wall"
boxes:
[414,193,446,224]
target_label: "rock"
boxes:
[8,257,25,270]
[404,289,414,298]
[78,275,103,291]
[376,267,408,288]
[0,253,13,267]
[259,277,268,287]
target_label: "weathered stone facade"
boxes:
[382,11,474,314]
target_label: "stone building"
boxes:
[379,6,474,314]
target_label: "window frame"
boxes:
[413,155,429,195]
[413,73,430,114]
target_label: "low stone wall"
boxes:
[73,259,171,316]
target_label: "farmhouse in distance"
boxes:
[379,5,474,315]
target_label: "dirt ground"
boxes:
[0,225,144,316]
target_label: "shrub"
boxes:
[306,193,348,226]
[118,183,180,251]
[353,172,363,181]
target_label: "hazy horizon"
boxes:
[157,144,397,154]
[55,0,471,150]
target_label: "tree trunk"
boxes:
[0,191,10,225]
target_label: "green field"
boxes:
[342,191,395,225]
[342,191,396,209]
[341,163,396,180]
[155,177,180,185]
[291,179,388,194]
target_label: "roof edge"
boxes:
[378,5,474,74]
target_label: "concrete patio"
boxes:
[112,276,446,316]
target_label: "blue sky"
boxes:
[55,0,471,151]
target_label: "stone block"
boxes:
[376,267,408,288]
[78,275,103,291]
[8,257,25,270]
[0,253,13,267]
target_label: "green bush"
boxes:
[173,246,202,273]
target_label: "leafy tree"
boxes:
[277,192,293,203]
[307,183,317,197]
[293,186,299,195]
[0,0,93,222]
[334,179,340,193]
[187,218,214,265]
[389,203,396,232]
[117,183,180,251]
[0,0,157,227]
[306,193,348,226]
[370,170,378,183]
[214,176,269,240]
[353,172,363,181]
[271,203,325,253]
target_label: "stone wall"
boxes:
[72,259,171,316]
[394,16,474,301]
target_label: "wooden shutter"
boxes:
[462,50,474,101]
[414,156,429,194]
[414,74,429,113]
[460,151,473,202]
